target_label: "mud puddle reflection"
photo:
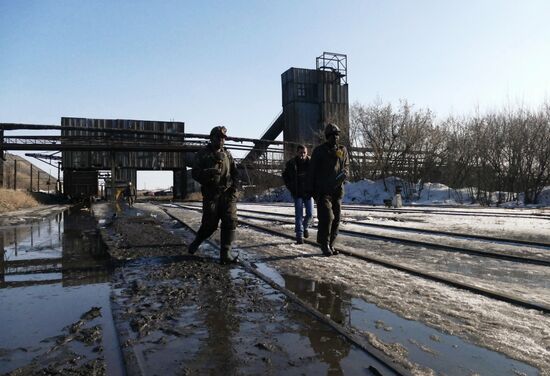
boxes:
[0,208,123,375]
[111,258,396,375]
[276,271,538,375]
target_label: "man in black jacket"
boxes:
[308,123,349,256]
[187,126,239,264]
[282,145,313,244]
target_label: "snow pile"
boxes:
[344,177,401,205]
[247,186,293,203]
[248,179,550,207]
[534,186,550,206]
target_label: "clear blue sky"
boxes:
[2,0,549,188]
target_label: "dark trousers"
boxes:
[195,193,237,244]
[316,194,342,246]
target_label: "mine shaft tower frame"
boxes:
[316,52,348,84]
[281,52,349,160]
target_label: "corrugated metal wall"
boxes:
[61,118,185,170]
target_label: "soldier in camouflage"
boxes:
[187,126,239,264]
[308,123,350,256]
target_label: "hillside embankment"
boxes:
[0,188,40,214]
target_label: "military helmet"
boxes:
[210,126,228,139]
[324,123,341,137]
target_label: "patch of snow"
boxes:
[248,178,550,207]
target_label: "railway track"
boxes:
[168,203,550,315]
[341,205,550,220]
[227,206,550,249]
[175,203,550,267]
[244,202,550,220]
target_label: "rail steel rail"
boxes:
[160,208,409,376]
[169,204,550,315]
[224,206,550,249]
[177,203,550,267]
[244,202,550,220]
[341,205,550,221]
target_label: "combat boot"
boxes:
[320,242,332,256]
[296,234,304,244]
[303,228,309,238]
[220,229,238,265]
[188,238,201,255]
[329,237,339,255]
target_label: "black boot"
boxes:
[320,242,332,256]
[188,238,201,255]
[329,236,339,255]
[220,229,238,265]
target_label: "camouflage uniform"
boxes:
[188,126,239,263]
[309,124,349,255]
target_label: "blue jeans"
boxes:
[294,197,313,236]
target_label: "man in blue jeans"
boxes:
[282,145,313,244]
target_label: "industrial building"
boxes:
[1,52,349,198]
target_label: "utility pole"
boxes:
[57,162,61,194]
[37,171,40,192]
[30,164,33,192]
[13,160,17,190]
[110,152,116,201]
[0,129,4,189]
[0,233,4,283]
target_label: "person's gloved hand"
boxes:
[335,171,347,187]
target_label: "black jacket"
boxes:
[282,156,311,199]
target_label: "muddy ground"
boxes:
[93,202,402,375]
[3,201,547,375]
[164,203,549,375]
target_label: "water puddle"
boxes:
[111,255,396,375]
[0,208,124,375]
[250,263,538,375]
[291,273,538,375]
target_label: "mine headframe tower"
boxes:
[281,52,349,159]
[241,52,349,177]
